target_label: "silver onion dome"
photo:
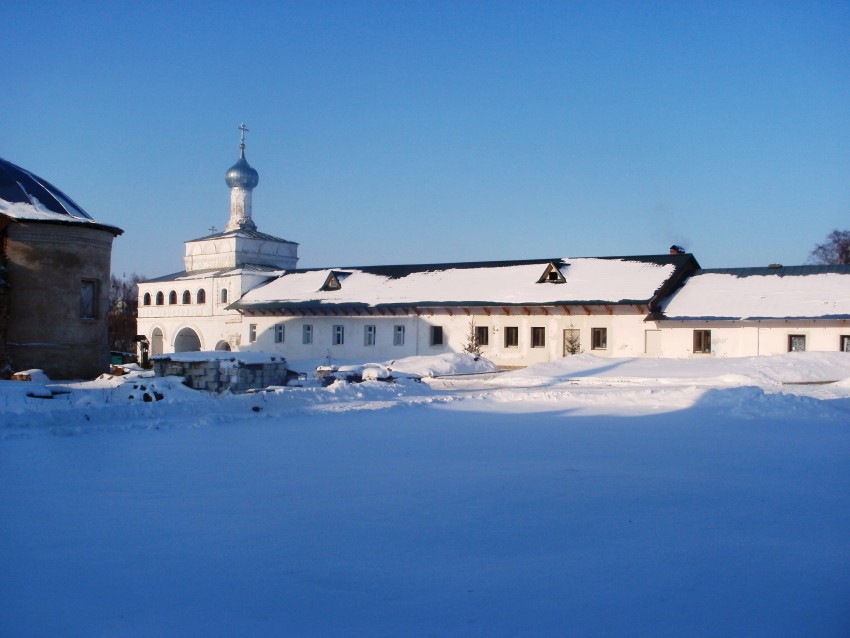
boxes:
[225,147,259,190]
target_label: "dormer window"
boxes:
[320,270,351,292]
[537,262,566,284]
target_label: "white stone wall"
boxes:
[183,235,298,272]
[235,306,653,366]
[655,320,850,357]
[137,271,270,354]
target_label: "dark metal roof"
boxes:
[696,265,850,277]
[276,253,698,280]
[230,253,700,312]
[236,298,664,312]
[0,157,123,235]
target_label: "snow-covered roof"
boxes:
[0,157,122,235]
[660,265,850,320]
[142,264,283,284]
[234,254,697,310]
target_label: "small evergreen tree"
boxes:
[564,325,582,355]
[462,318,482,357]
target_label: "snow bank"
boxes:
[498,351,850,387]
[1,353,848,432]
[382,353,498,377]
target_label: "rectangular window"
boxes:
[693,330,711,353]
[364,325,376,346]
[591,327,607,350]
[303,324,313,345]
[841,335,850,352]
[531,327,546,348]
[504,326,519,348]
[789,334,806,352]
[475,325,489,347]
[333,325,344,346]
[430,326,444,346]
[80,279,97,319]
[274,323,285,344]
[249,324,257,343]
[394,325,405,346]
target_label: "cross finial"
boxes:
[238,123,249,147]
[208,225,218,235]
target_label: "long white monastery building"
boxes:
[137,131,850,364]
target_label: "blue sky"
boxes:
[4,1,848,277]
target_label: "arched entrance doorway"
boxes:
[214,340,231,351]
[174,327,202,352]
[151,328,164,355]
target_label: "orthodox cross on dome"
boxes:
[238,123,249,149]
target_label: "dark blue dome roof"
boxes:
[0,157,94,221]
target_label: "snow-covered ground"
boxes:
[2,352,849,637]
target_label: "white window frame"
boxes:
[394,325,405,346]
[531,327,545,348]
[591,327,607,350]
[248,323,257,343]
[430,326,444,346]
[333,325,344,346]
[364,325,376,346]
[275,323,285,344]
[693,329,711,353]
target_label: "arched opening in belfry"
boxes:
[151,328,164,355]
[174,327,202,353]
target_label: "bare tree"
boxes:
[109,273,145,353]
[809,229,850,265]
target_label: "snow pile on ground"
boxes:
[382,352,498,377]
[496,351,850,386]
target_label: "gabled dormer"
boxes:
[536,261,566,284]
[320,270,352,291]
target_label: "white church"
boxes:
[137,129,850,366]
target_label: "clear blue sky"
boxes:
[4,1,848,277]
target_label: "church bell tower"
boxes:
[224,123,259,231]
[181,124,299,273]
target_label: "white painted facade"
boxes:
[650,320,850,357]
[138,270,274,354]
[236,305,653,367]
[655,267,850,357]
[136,136,850,365]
